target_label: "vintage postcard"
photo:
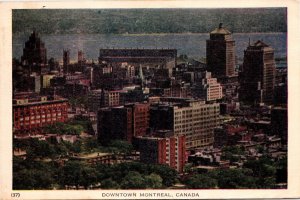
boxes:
[0,0,300,199]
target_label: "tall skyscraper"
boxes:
[206,23,236,78]
[239,40,276,104]
[21,30,47,70]
[63,49,70,72]
[78,50,85,63]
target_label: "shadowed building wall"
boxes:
[206,23,236,78]
[239,40,276,104]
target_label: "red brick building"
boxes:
[136,130,186,172]
[13,95,68,135]
[125,103,150,137]
[97,102,150,144]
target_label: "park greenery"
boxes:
[182,155,287,189]
[13,134,287,189]
[42,115,94,136]
[221,145,246,163]
[13,119,286,190]
[13,154,286,189]
[13,158,178,190]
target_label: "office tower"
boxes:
[97,102,150,143]
[124,103,150,137]
[63,49,70,73]
[136,131,186,172]
[206,23,236,78]
[78,50,85,63]
[150,98,220,150]
[87,89,102,112]
[21,30,47,73]
[192,71,223,101]
[98,106,133,144]
[239,40,276,104]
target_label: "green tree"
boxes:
[149,164,178,187]
[185,174,218,189]
[24,138,56,158]
[109,140,133,156]
[217,168,257,189]
[120,171,146,189]
[54,142,69,156]
[221,146,245,163]
[183,163,194,174]
[101,178,120,189]
[221,152,240,163]
[144,173,163,189]
[13,169,37,189]
[13,160,56,189]
[83,137,99,152]
[78,166,99,189]
[244,157,276,178]
[256,176,276,189]
[275,157,287,183]
[61,161,83,188]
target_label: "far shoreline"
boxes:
[12,31,287,37]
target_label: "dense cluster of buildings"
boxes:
[13,23,287,174]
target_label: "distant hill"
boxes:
[12,8,287,35]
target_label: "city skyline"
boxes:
[2,2,299,199]
[12,8,288,191]
[12,8,287,62]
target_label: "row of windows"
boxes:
[15,109,67,115]
[174,108,219,115]
[16,117,64,126]
[16,113,63,121]
[175,116,219,122]
[15,103,67,110]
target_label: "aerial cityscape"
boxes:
[12,8,287,190]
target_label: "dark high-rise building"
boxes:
[78,50,85,63]
[206,23,236,78]
[21,30,47,67]
[239,40,276,104]
[271,106,287,145]
[97,102,150,144]
[98,106,133,144]
[63,49,70,72]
